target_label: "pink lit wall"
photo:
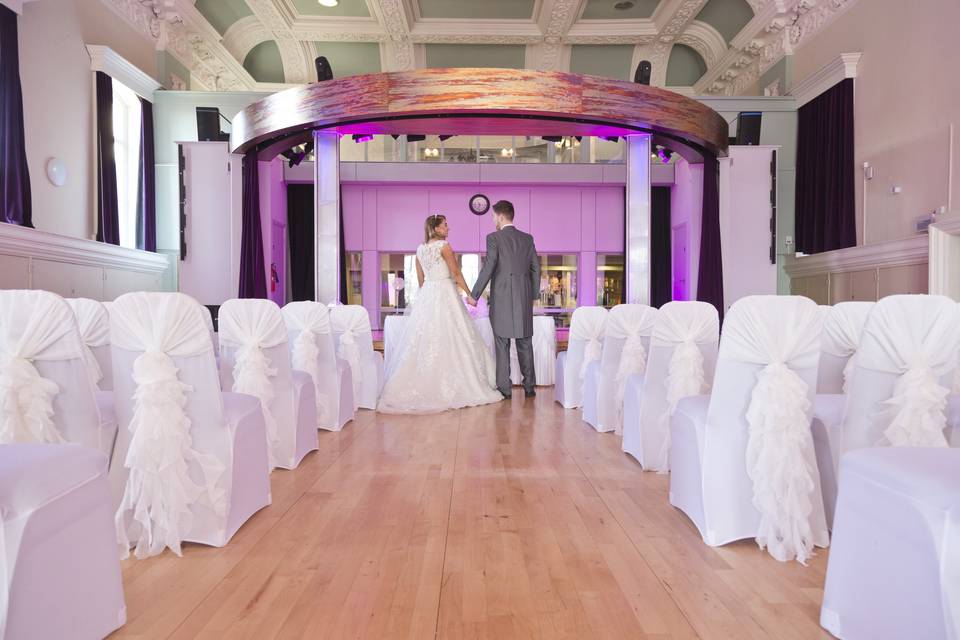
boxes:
[341,184,625,327]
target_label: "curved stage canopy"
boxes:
[231,68,728,159]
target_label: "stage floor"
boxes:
[112,395,831,639]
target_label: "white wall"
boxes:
[793,0,959,245]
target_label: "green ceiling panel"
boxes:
[291,0,370,17]
[418,0,535,20]
[569,44,634,81]
[665,44,707,86]
[194,0,252,36]
[313,42,382,78]
[425,44,525,70]
[581,0,661,20]
[694,0,754,43]
[244,40,285,84]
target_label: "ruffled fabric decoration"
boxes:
[218,299,287,469]
[606,305,657,434]
[569,307,607,381]
[67,298,111,388]
[284,304,330,425]
[0,291,86,444]
[855,295,960,449]
[111,292,226,559]
[821,301,875,393]
[720,296,824,563]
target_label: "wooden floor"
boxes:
[114,395,831,640]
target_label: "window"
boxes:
[345,252,362,305]
[112,79,141,249]
[597,254,625,307]
[536,254,578,327]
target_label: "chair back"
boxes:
[601,304,657,431]
[67,297,113,390]
[567,306,608,380]
[329,305,375,401]
[283,301,338,428]
[817,301,875,393]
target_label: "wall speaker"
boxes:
[315,56,333,82]
[196,107,229,142]
[634,60,652,85]
[735,112,762,146]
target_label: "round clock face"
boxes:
[469,194,490,216]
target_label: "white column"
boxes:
[929,219,960,300]
[626,135,651,305]
[314,130,340,303]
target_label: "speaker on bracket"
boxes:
[735,112,762,146]
[315,56,333,82]
[634,60,652,85]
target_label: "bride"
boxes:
[377,214,503,414]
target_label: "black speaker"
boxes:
[196,107,229,142]
[735,112,762,146]
[204,305,220,332]
[634,60,652,85]
[315,56,333,82]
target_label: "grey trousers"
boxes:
[494,335,535,396]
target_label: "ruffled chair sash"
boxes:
[111,292,226,559]
[720,296,823,563]
[67,298,110,388]
[651,301,719,471]
[0,291,85,444]
[283,302,333,424]
[606,305,657,431]
[569,307,608,381]
[330,306,369,402]
[821,302,875,393]
[855,295,960,448]
[219,300,287,469]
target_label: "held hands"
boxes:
[465,295,478,307]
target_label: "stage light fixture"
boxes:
[439,135,453,142]
[314,56,333,82]
[541,136,562,143]
[656,146,672,164]
[602,136,620,143]
[406,134,426,142]
[352,133,374,143]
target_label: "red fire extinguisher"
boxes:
[270,263,278,293]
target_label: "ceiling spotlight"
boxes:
[352,133,373,143]
[406,134,426,142]
[439,135,453,142]
[541,136,562,143]
[614,1,635,10]
[318,0,339,7]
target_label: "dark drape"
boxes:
[287,183,315,301]
[796,78,856,253]
[239,149,267,298]
[650,186,672,308]
[135,97,156,252]
[0,5,32,227]
[339,185,347,304]
[696,153,724,321]
[95,71,119,245]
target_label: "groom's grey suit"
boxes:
[471,225,540,396]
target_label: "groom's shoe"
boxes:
[524,389,536,398]
[500,390,512,399]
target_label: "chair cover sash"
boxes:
[219,300,287,468]
[67,298,110,388]
[822,302,874,393]
[652,301,719,468]
[856,295,960,448]
[283,301,332,423]
[0,291,84,444]
[330,306,369,401]
[569,307,607,380]
[606,304,657,419]
[720,296,822,563]
[110,292,226,559]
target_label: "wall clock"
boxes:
[469,193,490,216]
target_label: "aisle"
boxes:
[113,396,831,639]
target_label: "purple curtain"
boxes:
[796,78,856,253]
[239,149,267,298]
[0,5,32,227]
[696,153,723,322]
[136,97,156,252]
[95,71,120,245]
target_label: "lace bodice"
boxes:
[417,240,451,282]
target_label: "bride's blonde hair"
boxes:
[424,214,446,242]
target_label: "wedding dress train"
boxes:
[378,240,502,414]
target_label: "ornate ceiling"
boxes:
[104,0,859,96]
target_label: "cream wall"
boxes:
[793,0,959,245]
[19,0,157,239]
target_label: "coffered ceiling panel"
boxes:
[694,0,754,44]
[425,44,526,70]
[314,42,382,77]
[194,0,252,36]
[569,44,634,82]
[666,43,706,86]
[290,0,371,17]
[580,0,662,20]
[244,40,285,83]
[416,0,537,20]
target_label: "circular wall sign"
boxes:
[469,193,490,216]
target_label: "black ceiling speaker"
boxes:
[634,60,652,85]
[315,56,333,82]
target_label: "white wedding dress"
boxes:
[378,240,502,414]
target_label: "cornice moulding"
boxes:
[86,45,161,99]
[789,52,861,107]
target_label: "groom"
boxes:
[470,200,541,399]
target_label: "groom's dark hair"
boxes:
[492,200,515,221]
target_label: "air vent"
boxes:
[614,1,635,10]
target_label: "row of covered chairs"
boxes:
[556,294,960,639]
[0,290,384,637]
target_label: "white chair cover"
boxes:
[843,295,960,451]
[622,301,718,471]
[818,301,875,394]
[0,290,110,453]
[554,306,607,409]
[583,304,656,433]
[0,444,126,639]
[67,298,112,391]
[220,299,317,469]
[110,292,228,558]
[283,301,341,430]
[330,305,383,410]
[509,316,557,386]
[821,448,960,640]
[670,295,828,564]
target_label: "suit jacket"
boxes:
[471,225,540,339]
